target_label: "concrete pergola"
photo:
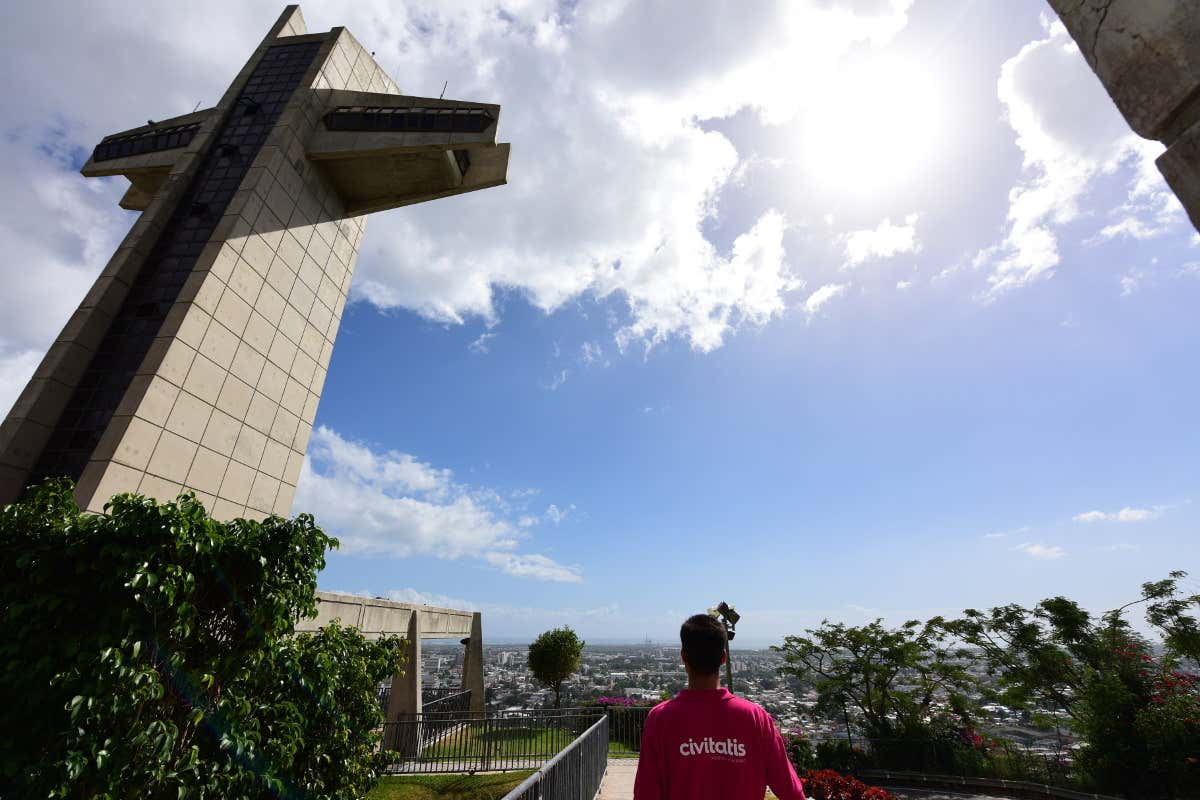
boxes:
[298,591,485,720]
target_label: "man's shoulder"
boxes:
[649,692,770,719]
[728,694,770,715]
[645,698,673,719]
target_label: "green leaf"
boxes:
[2,477,385,799]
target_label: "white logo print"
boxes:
[678,737,748,758]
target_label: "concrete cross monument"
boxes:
[0,5,510,522]
[1048,0,1200,233]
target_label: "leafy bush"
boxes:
[0,480,405,799]
[813,740,867,774]
[783,730,815,771]
[801,769,893,800]
[866,719,989,776]
[950,576,1200,798]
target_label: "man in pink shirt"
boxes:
[633,614,806,800]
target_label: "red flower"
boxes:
[802,769,894,800]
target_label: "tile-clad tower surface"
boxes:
[0,4,508,519]
[76,19,374,520]
[32,41,324,485]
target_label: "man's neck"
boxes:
[687,673,722,691]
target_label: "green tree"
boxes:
[947,572,1200,798]
[528,626,584,708]
[774,619,977,740]
[0,479,405,799]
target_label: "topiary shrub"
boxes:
[0,479,404,799]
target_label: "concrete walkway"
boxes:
[597,759,638,799]
[595,761,1009,800]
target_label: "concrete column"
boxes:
[1048,0,1200,231]
[462,611,484,714]
[384,612,421,753]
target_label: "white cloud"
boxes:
[544,369,569,391]
[0,1,922,366]
[482,552,580,583]
[544,503,574,525]
[1119,269,1144,296]
[896,280,912,290]
[294,426,580,582]
[1095,138,1184,242]
[1098,216,1171,242]
[579,341,608,367]
[978,20,1180,295]
[803,283,847,317]
[1014,542,1066,560]
[0,347,42,420]
[0,125,131,418]
[379,587,479,610]
[1073,506,1163,524]
[841,213,921,268]
[468,331,497,354]
[373,587,620,633]
[329,586,620,635]
[984,524,1029,540]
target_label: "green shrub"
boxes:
[782,731,815,771]
[0,479,404,799]
[814,739,865,773]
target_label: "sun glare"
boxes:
[800,57,946,197]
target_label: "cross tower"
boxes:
[0,6,509,518]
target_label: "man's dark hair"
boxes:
[680,614,726,675]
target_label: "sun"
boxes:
[799,56,947,197]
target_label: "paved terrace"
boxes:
[595,759,1010,800]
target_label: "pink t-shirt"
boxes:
[632,688,806,800]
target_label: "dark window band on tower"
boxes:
[92,122,203,163]
[324,106,495,134]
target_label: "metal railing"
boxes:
[790,737,1107,796]
[381,710,604,774]
[375,684,472,716]
[596,705,651,755]
[377,682,391,715]
[423,688,471,715]
[501,716,609,800]
[857,770,1123,800]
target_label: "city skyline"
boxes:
[1,0,1198,644]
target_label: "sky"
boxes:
[1,0,1198,646]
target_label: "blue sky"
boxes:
[1,0,1197,644]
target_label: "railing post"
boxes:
[482,713,493,773]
